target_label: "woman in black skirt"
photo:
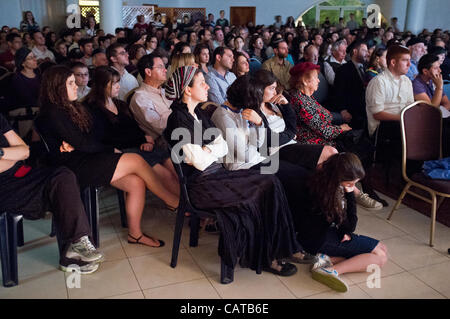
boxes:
[84,66,179,196]
[163,66,316,277]
[36,65,179,248]
[0,114,102,274]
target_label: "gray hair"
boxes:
[331,40,347,52]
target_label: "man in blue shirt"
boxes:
[406,37,427,81]
[205,47,236,105]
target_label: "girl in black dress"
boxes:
[0,114,102,274]
[297,153,388,292]
[36,65,179,248]
[163,66,314,277]
[84,66,179,196]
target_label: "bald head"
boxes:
[304,45,319,65]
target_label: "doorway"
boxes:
[230,7,255,27]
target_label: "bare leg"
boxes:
[152,163,180,196]
[111,153,179,209]
[111,174,162,247]
[329,243,388,275]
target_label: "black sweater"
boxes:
[295,191,358,254]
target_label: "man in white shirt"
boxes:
[106,43,138,101]
[323,40,347,85]
[129,53,172,143]
[31,31,55,64]
[366,45,414,137]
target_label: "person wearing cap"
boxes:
[289,61,383,210]
[7,47,40,137]
[405,37,427,81]
[429,45,450,81]
[261,38,292,91]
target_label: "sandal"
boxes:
[127,233,165,248]
[262,261,297,277]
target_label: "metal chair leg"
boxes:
[117,190,128,228]
[388,183,410,220]
[430,193,437,247]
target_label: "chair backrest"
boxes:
[401,101,442,162]
[168,146,193,209]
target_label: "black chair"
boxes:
[169,147,234,284]
[0,212,24,287]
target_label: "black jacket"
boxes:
[333,61,367,130]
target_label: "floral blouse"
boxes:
[290,90,343,146]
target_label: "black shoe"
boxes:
[205,220,220,233]
[263,261,297,277]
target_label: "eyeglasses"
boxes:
[152,65,166,70]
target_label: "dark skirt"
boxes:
[318,228,379,259]
[0,162,63,220]
[122,146,169,167]
[278,143,324,170]
[187,163,301,271]
[64,152,122,188]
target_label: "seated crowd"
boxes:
[1,10,450,293]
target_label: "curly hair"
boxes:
[40,65,92,132]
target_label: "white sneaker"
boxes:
[311,267,349,293]
[65,236,104,263]
[356,192,383,210]
[310,253,333,271]
[59,261,99,275]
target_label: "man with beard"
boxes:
[405,37,427,81]
[262,38,292,90]
[332,40,369,130]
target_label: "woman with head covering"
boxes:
[163,65,315,279]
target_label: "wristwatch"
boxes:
[0,148,3,159]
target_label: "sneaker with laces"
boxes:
[310,253,333,270]
[59,261,99,275]
[356,192,383,210]
[311,267,349,292]
[65,236,104,263]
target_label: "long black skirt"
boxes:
[187,163,301,271]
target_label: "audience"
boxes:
[36,65,179,249]
[1,9,448,288]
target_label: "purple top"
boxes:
[412,76,447,99]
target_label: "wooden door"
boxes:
[230,7,255,27]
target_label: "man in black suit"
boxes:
[332,41,369,130]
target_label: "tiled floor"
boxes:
[1,189,449,299]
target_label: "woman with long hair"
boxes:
[126,43,146,76]
[163,66,315,278]
[297,152,388,292]
[166,52,196,80]
[84,66,179,196]
[36,65,179,248]
[193,43,210,75]
[231,51,249,77]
